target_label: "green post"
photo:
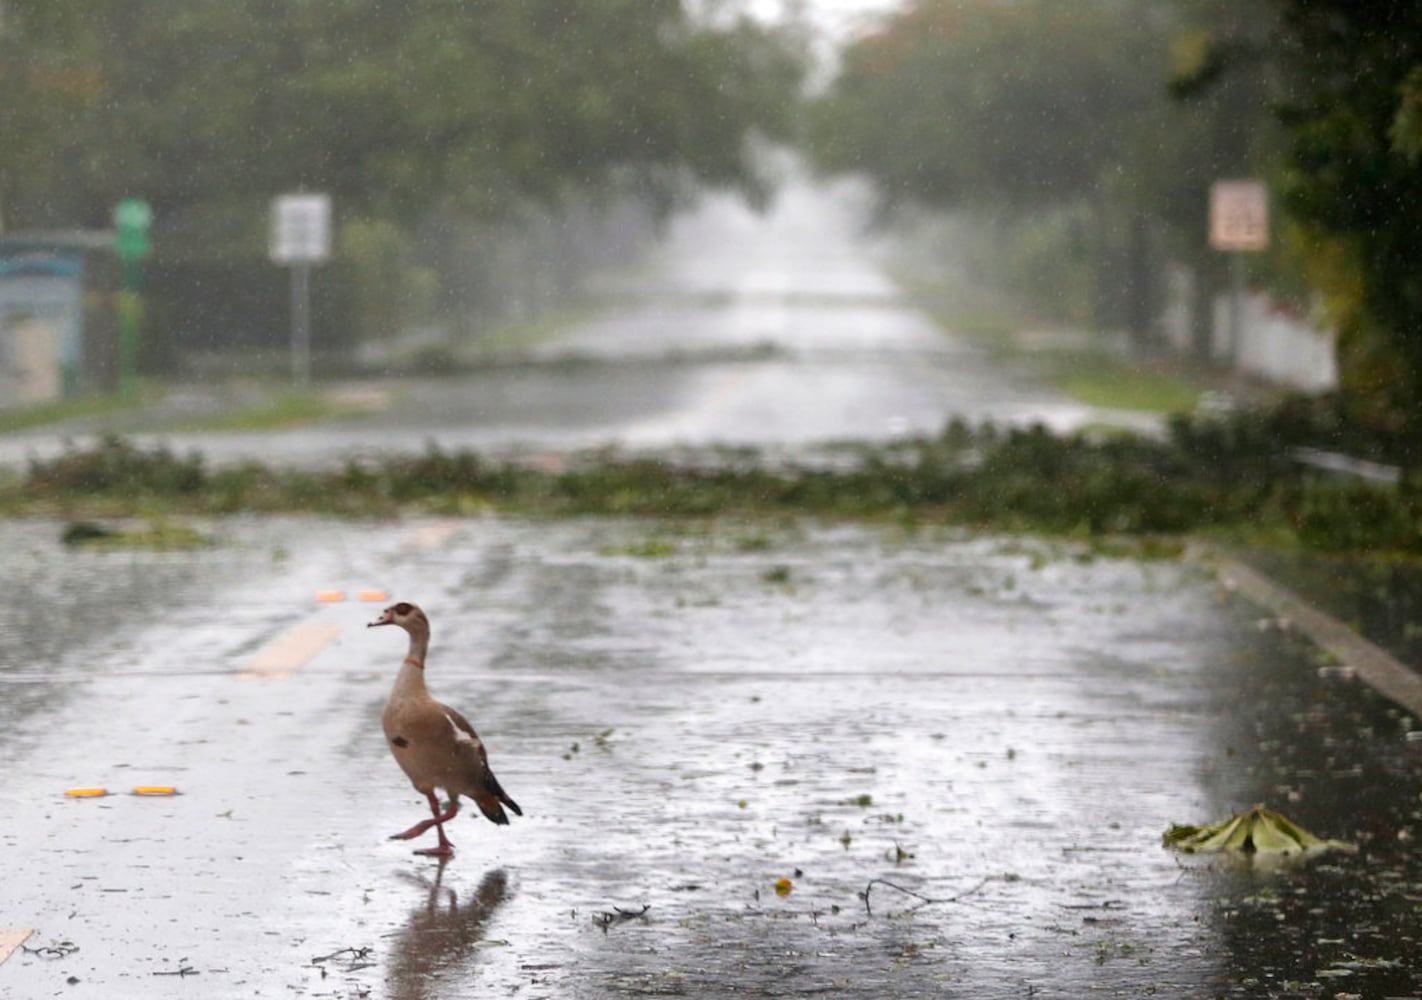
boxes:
[113,198,153,398]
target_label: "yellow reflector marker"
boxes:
[133,786,177,796]
[65,787,109,798]
[315,589,345,603]
[0,928,33,966]
[358,589,389,602]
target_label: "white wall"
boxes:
[1161,265,1338,392]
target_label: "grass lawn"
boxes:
[1038,352,1208,415]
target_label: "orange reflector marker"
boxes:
[0,928,33,966]
[358,589,389,602]
[133,786,178,796]
[65,787,109,798]
[315,590,345,603]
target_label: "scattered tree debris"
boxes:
[1163,805,1356,857]
[593,904,650,931]
[22,939,78,959]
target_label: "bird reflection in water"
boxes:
[387,863,509,1000]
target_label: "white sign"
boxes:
[1209,180,1268,252]
[271,193,332,263]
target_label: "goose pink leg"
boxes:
[391,790,459,855]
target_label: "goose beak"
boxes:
[368,610,395,628]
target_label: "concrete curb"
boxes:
[1211,555,1422,718]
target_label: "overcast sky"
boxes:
[749,0,905,38]
[728,0,904,39]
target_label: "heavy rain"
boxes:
[2,2,1422,998]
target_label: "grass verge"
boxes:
[1041,352,1212,414]
[893,267,1225,415]
[0,391,149,434]
[168,391,348,432]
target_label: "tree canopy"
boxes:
[0,1,804,246]
[807,0,1170,211]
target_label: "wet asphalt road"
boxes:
[5,174,1422,998]
[4,519,1422,999]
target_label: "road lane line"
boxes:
[238,620,342,680]
[0,928,33,966]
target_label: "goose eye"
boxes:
[393,601,414,615]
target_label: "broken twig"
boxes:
[22,940,78,960]
[861,877,993,917]
[593,904,650,931]
[152,964,199,977]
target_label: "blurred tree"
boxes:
[0,0,107,229]
[806,0,1186,345]
[810,0,1163,209]
[4,0,804,240]
[1269,1,1422,429]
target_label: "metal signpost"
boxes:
[1209,180,1269,366]
[270,193,331,386]
[113,197,153,398]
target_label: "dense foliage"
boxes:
[1270,1,1422,435]
[808,1,1168,210]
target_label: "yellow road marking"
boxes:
[239,621,342,680]
[0,928,33,966]
[404,520,461,549]
[64,787,109,798]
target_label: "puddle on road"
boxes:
[3,518,1422,998]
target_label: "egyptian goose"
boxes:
[369,601,521,857]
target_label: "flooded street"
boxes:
[2,175,1421,998]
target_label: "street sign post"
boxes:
[113,197,153,398]
[1209,180,1269,366]
[271,193,331,386]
